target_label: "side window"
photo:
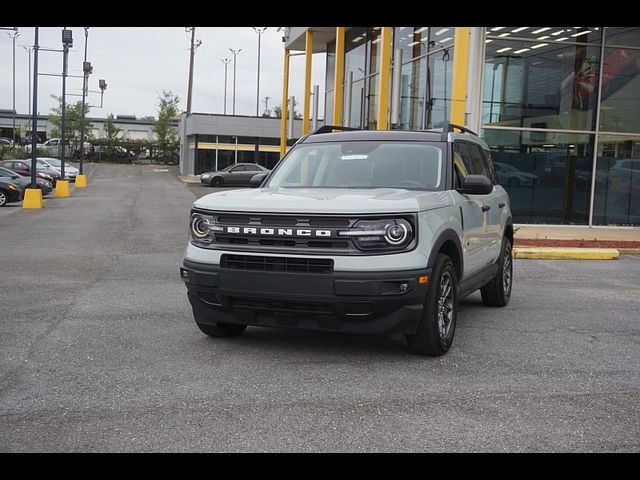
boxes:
[466,143,489,177]
[453,142,474,176]
[230,165,244,172]
[482,149,498,185]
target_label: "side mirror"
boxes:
[461,174,493,195]
[249,172,269,188]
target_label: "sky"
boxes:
[0,27,326,119]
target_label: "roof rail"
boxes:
[439,122,478,141]
[311,125,360,135]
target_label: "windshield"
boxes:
[266,141,444,190]
[43,158,62,167]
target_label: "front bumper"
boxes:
[181,259,430,336]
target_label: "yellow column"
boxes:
[55,179,70,197]
[279,48,290,158]
[376,27,393,130]
[450,27,470,126]
[332,27,346,126]
[302,30,313,135]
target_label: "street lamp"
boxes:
[60,27,73,181]
[221,58,231,115]
[229,48,242,115]
[7,29,20,146]
[79,27,90,176]
[252,27,267,117]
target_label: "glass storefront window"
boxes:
[486,27,602,44]
[367,74,378,129]
[326,40,336,91]
[398,59,426,130]
[483,129,595,224]
[427,27,455,51]
[325,90,334,124]
[605,27,640,47]
[483,40,600,132]
[427,48,453,129]
[592,134,640,225]
[368,27,382,75]
[598,47,640,133]
[345,27,367,82]
[344,79,366,128]
[394,27,428,61]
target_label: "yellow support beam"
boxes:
[450,27,470,126]
[332,27,346,126]
[279,48,291,158]
[376,27,393,130]
[302,30,313,135]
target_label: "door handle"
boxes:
[498,202,505,209]
[481,204,491,212]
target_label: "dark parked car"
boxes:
[200,163,270,187]
[0,166,53,196]
[0,179,23,206]
[0,160,60,186]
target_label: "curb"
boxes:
[178,175,201,184]
[513,247,619,260]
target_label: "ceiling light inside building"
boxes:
[531,43,549,49]
[415,27,428,34]
[491,27,506,31]
[352,35,364,43]
[514,48,530,53]
[532,27,551,34]
[537,35,550,40]
[511,27,528,33]
[496,47,512,53]
[440,37,453,43]
[555,37,569,41]
[408,41,420,46]
[436,28,449,35]
[498,33,511,37]
[571,30,591,37]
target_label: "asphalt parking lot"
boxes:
[1,163,639,452]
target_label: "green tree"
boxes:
[271,100,302,119]
[103,114,122,158]
[153,90,180,162]
[49,95,93,156]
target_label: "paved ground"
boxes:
[1,163,639,452]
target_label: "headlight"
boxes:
[189,212,222,245]
[8,184,18,191]
[339,218,414,251]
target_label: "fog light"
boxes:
[180,268,189,280]
[399,282,409,292]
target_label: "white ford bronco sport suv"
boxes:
[181,124,513,356]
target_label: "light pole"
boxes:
[60,28,73,181]
[79,27,90,175]
[252,27,267,117]
[21,46,33,116]
[29,27,39,190]
[229,48,241,115]
[7,29,19,145]
[221,58,231,115]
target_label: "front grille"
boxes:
[212,213,359,253]
[221,254,334,274]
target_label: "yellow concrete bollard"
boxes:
[23,188,43,209]
[75,174,87,188]
[55,180,71,197]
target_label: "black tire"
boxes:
[480,237,513,307]
[406,253,458,356]
[195,321,246,338]
[211,177,223,187]
[0,190,7,207]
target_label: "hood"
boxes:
[193,187,453,214]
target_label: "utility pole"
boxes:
[30,27,39,189]
[229,48,242,115]
[186,27,195,114]
[221,58,231,115]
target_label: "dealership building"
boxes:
[280,27,640,226]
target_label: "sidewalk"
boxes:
[513,224,640,259]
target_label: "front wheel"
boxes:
[480,237,513,307]
[195,321,246,338]
[406,253,458,356]
[211,177,223,187]
[0,191,7,207]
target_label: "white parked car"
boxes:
[37,157,80,182]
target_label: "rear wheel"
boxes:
[195,321,246,338]
[406,253,458,356]
[480,237,513,307]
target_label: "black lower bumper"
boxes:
[181,259,430,336]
